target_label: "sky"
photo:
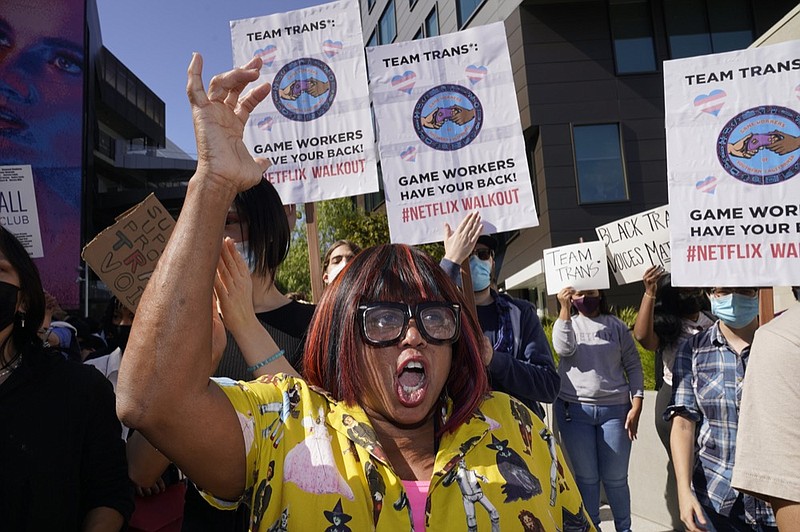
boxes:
[97,0,331,157]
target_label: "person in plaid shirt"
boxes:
[665,287,776,532]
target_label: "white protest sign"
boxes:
[665,40,800,287]
[231,0,378,204]
[367,22,538,245]
[595,205,671,285]
[0,165,43,258]
[543,241,609,295]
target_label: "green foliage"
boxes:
[616,305,639,330]
[540,311,656,391]
[276,197,447,295]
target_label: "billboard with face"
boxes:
[0,0,85,308]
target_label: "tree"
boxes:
[276,198,444,297]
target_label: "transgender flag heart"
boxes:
[693,90,726,117]
[257,116,274,132]
[322,40,343,58]
[465,65,488,85]
[391,71,416,94]
[400,146,417,162]
[254,44,277,67]
[795,84,800,100]
[695,176,717,194]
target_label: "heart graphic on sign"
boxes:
[693,90,726,117]
[257,116,274,132]
[465,65,488,85]
[391,71,417,94]
[795,84,800,101]
[322,40,343,58]
[695,176,717,194]
[400,146,417,162]
[254,44,277,67]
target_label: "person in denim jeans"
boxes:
[553,287,644,532]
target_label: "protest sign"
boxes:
[543,241,609,295]
[230,0,378,205]
[595,205,670,285]
[367,22,538,245]
[82,195,174,312]
[0,165,43,258]
[665,40,800,286]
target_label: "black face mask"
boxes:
[0,281,19,331]
[113,325,132,351]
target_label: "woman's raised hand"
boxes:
[187,53,271,194]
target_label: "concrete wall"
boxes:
[546,390,678,528]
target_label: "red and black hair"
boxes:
[303,244,489,435]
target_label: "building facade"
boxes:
[360,0,797,314]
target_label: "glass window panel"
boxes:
[664,0,712,59]
[456,0,483,28]
[425,6,439,37]
[708,0,753,52]
[609,0,656,74]
[573,124,628,204]
[413,28,423,40]
[378,1,396,44]
[367,30,377,48]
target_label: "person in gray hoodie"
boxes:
[553,286,644,532]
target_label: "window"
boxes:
[456,0,485,28]
[413,28,423,40]
[425,6,439,37]
[367,30,377,48]
[368,0,376,12]
[571,124,629,204]
[609,0,656,74]
[664,0,754,59]
[378,1,396,44]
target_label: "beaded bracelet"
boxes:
[247,349,285,373]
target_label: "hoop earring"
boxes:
[16,311,25,329]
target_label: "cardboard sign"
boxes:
[595,205,671,285]
[543,241,610,295]
[82,195,175,311]
[230,0,379,204]
[0,165,43,258]
[664,40,800,286]
[366,22,538,245]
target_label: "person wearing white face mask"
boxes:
[322,240,361,286]
[666,287,777,532]
[440,212,560,420]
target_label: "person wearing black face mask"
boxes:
[552,286,644,532]
[632,267,714,530]
[0,226,133,529]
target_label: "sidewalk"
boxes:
[599,505,675,532]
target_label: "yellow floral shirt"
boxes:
[203,374,593,531]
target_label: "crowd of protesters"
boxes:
[2,54,798,532]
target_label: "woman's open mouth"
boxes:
[395,359,428,407]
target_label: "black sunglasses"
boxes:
[357,302,461,347]
[471,248,494,261]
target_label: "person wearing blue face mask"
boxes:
[440,212,559,420]
[666,287,777,532]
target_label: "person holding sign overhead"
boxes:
[440,213,560,420]
[553,286,644,532]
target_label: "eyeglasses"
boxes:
[357,301,461,347]
[711,288,758,298]
[471,248,494,261]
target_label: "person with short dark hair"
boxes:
[667,287,776,531]
[440,212,560,420]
